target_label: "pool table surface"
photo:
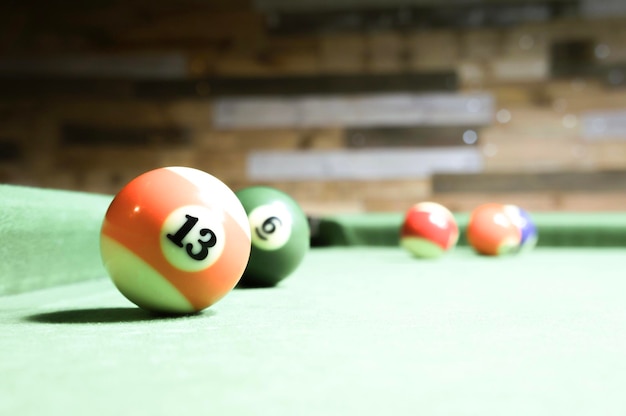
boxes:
[2,185,626,415]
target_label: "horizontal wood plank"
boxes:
[61,125,191,146]
[247,148,483,181]
[582,110,626,139]
[213,93,493,129]
[263,2,576,34]
[423,192,558,212]
[0,54,189,79]
[0,72,457,99]
[345,126,481,147]
[434,171,626,193]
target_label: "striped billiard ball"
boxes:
[100,167,251,314]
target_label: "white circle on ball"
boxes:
[503,204,524,229]
[160,205,226,272]
[249,202,293,251]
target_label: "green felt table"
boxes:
[2,185,626,415]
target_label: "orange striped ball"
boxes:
[100,167,251,314]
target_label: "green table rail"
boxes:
[312,212,626,247]
[0,185,111,296]
[3,183,626,296]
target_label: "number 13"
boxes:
[166,214,217,261]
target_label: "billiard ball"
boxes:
[504,204,538,252]
[100,167,251,314]
[400,202,459,258]
[235,186,309,287]
[467,203,521,256]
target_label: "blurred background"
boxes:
[1,0,626,213]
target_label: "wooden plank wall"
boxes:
[1,1,626,213]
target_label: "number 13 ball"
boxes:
[100,167,251,314]
[235,186,309,287]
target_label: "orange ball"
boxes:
[467,203,521,256]
[100,167,251,314]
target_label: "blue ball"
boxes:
[505,205,538,252]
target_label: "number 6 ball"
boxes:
[100,167,251,314]
[235,186,309,287]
